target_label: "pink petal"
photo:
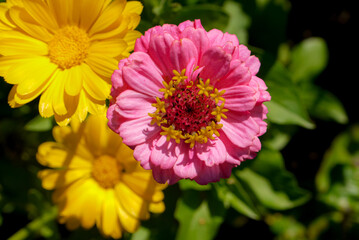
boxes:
[252,76,271,102]
[119,115,161,147]
[193,162,234,185]
[133,136,159,170]
[150,136,179,169]
[215,59,251,89]
[181,27,209,63]
[199,46,231,81]
[107,104,122,134]
[170,38,199,73]
[122,52,163,97]
[250,104,268,136]
[178,19,204,31]
[148,33,176,77]
[245,55,261,76]
[111,59,129,98]
[207,29,239,48]
[221,112,260,148]
[234,45,251,62]
[218,130,251,163]
[222,85,257,112]
[116,89,155,119]
[152,166,180,185]
[173,145,199,179]
[195,138,226,167]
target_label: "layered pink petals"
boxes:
[107,19,270,185]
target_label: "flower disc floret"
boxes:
[150,69,227,147]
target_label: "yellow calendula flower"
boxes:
[0,0,142,125]
[36,113,166,239]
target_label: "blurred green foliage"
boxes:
[0,0,355,239]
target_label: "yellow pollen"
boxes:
[172,69,188,84]
[48,26,90,69]
[160,125,182,143]
[92,155,122,189]
[159,81,176,99]
[197,79,214,97]
[211,102,228,122]
[210,88,226,104]
[152,97,166,113]
[148,112,166,126]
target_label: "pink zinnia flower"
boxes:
[107,20,271,185]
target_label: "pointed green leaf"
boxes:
[174,190,225,240]
[289,37,329,83]
[265,62,315,129]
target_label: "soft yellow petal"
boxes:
[89,39,127,58]
[89,15,130,41]
[83,112,110,156]
[79,179,105,229]
[51,70,67,116]
[7,0,24,7]
[0,55,39,77]
[8,85,22,108]
[38,168,91,190]
[81,63,110,101]
[21,0,59,31]
[0,3,14,29]
[52,177,86,204]
[85,53,118,79]
[123,30,142,52]
[5,56,56,87]
[64,65,83,96]
[36,142,92,169]
[149,201,165,213]
[88,0,126,37]
[51,125,72,144]
[54,115,71,127]
[8,6,53,41]
[38,71,60,118]
[98,189,122,238]
[84,91,107,116]
[78,0,111,31]
[116,192,140,233]
[122,172,164,202]
[0,31,48,56]
[114,182,150,220]
[46,0,72,27]
[123,1,143,15]
[73,90,89,122]
[14,58,57,97]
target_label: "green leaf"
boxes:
[169,4,229,31]
[131,226,151,240]
[214,178,261,220]
[316,125,359,193]
[299,84,348,124]
[174,190,225,240]
[237,149,311,210]
[24,115,53,132]
[223,1,250,44]
[8,206,58,240]
[265,62,315,129]
[289,37,329,83]
[179,179,212,191]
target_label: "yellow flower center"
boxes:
[92,155,122,189]
[48,26,90,69]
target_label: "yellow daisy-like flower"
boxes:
[0,0,143,126]
[36,113,166,239]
